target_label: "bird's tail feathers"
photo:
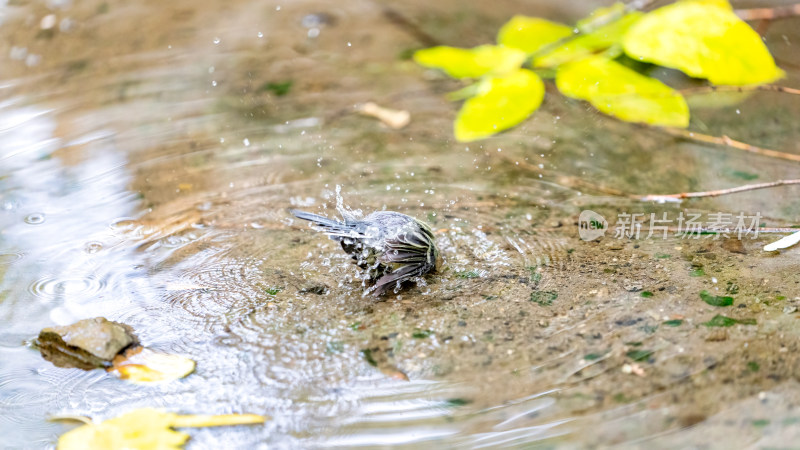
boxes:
[290,209,353,234]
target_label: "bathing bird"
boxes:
[291,209,441,295]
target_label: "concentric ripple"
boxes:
[27,275,105,301]
[163,251,268,333]
[0,252,23,265]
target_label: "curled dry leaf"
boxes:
[380,365,410,381]
[358,102,410,129]
[56,408,267,450]
[109,346,196,384]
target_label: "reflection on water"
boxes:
[2,0,800,448]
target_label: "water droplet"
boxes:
[211,80,217,87]
[24,213,45,225]
[243,138,250,147]
[40,14,57,30]
[59,18,72,32]
[213,37,221,44]
[257,32,263,38]
[25,54,41,67]
[9,46,27,60]
[84,241,103,253]
[308,28,320,38]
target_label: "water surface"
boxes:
[2,0,800,448]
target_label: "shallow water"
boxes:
[2,0,800,448]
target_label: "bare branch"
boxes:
[735,4,800,21]
[527,0,661,62]
[679,84,800,96]
[636,179,800,202]
[378,5,440,47]
[660,127,800,163]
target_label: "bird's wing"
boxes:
[373,263,427,295]
[382,226,436,265]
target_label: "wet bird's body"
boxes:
[291,209,441,295]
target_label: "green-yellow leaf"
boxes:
[57,408,267,450]
[534,12,642,68]
[446,83,482,101]
[454,69,544,141]
[497,15,572,55]
[413,45,526,79]
[623,1,783,85]
[556,56,689,127]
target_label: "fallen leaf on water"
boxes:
[170,413,266,428]
[108,347,195,384]
[57,408,267,450]
[358,102,411,129]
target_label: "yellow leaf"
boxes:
[413,45,526,79]
[534,12,642,68]
[454,69,544,142]
[497,15,572,55]
[171,414,267,428]
[556,56,689,127]
[58,409,189,450]
[57,408,267,450]
[623,1,783,85]
[109,347,195,384]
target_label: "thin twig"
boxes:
[636,179,800,202]
[660,127,800,163]
[663,227,798,234]
[527,0,661,62]
[379,5,441,47]
[680,84,800,96]
[735,3,800,21]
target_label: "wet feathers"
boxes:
[291,209,440,295]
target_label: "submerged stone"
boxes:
[38,317,138,370]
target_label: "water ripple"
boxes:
[27,275,105,301]
[0,252,24,265]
